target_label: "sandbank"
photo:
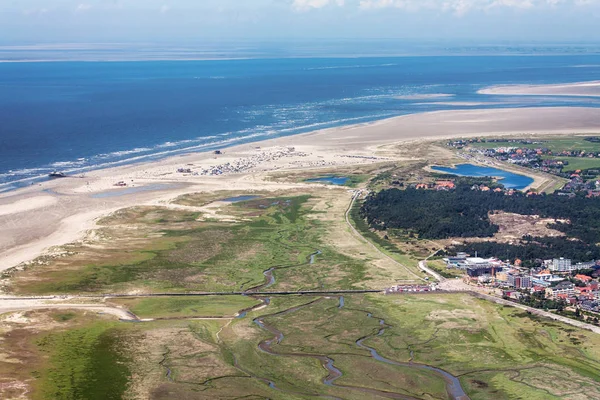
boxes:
[479,80,600,97]
[1,106,599,274]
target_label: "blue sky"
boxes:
[1,0,600,43]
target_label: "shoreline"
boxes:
[1,106,600,272]
[3,78,600,192]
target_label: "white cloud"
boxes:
[292,0,345,11]
[160,4,171,13]
[358,0,597,14]
[76,3,92,12]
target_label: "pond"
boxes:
[306,176,349,185]
[221,195,260,203]
[431,163,534,190]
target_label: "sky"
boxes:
[1,0,600,43]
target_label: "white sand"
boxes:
[479,80,600,97]
[0,196,57,217]
[0,106,599,273]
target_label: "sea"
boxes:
[2,48,600,192]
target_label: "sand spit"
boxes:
[0,107,599,273]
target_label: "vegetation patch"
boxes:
[111,296,261,319]
[36,322,130,400]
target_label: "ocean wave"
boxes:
[0,110,402,190]
[96,147,153,158]
[50,160,88,168]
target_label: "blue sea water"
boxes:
[431,164,534,189]
[1,55,600,189]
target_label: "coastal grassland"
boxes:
[426,259,464,279]
[5,293,600,400]
[349,198,424,280]
[367,293,600,400]
[35,321,130,400]
[6,190,375,294]
[0,309,132,400]
[110,295,261,319]
[196,293,600,399]
[543,155,600,172]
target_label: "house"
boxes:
[435,180,455,190]
[574,274,592,283]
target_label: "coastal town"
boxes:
[448,137,600,196]
[444,253,600,315]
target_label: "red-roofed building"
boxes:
[575,274,592,283]
[435,181,455,191]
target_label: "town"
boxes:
[443,252,600,317]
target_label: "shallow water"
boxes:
[91,183,176,198]
[306,176,350,185]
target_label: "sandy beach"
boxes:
[1,106,600,273]
[479,80,600,97]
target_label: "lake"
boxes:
[431,164,534,190]
[306,176,349,185]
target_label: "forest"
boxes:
[360,184,600,262]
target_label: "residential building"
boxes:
[574,274,592,283]
[546,281,575,299]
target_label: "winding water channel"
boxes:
[234,249,471,400]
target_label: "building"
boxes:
[550,258,572,273]
[574,261,598,270]
[467,265,494,278]
[507,274,532,289]
[545,281,575,299]
[444,252,468,267]
[531,270,565,287]
[574,274,593,283]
